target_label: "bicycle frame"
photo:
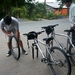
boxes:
[33,38,59,63]
[51,30,75,51]
[34,38,46,58]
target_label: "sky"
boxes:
[35,0,56,2]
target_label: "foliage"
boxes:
[25,3,35,19]
[28,2,47,20]
[10,7,23,17]
[0,0,26,19]
[45,12,58,20]
[0,0,65,20]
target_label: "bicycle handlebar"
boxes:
[41,24,59,29]
[37,31,45,35]
[64,27,75,33]
[23,33,28,36]
[23,31,45,49]
[23,31,45,36]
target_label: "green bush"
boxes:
[46,12,58,20]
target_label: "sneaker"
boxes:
[22,50,28,55]
[25,51,28,55]
[6,50,11,57]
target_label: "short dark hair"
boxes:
[63,0,72,3]
[4,15,12,25]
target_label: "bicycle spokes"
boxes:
[49,47,71,75]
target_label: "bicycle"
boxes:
[42,24,75,65]
[23,30,71,75]
[10,34,20,60]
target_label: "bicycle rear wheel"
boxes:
[48,46,71,75]
[69,45,75,65]
[10,36,20,60]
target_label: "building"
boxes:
[46,2,68,16]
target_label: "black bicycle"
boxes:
[10,35,20,60]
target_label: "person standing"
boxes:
[63,0,75,45]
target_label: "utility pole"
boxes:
[44,0,46,5]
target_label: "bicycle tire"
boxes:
[10,36,20,60]
[69,45,75,65]
[48,46,71,75]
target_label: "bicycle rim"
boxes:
[10,36,20,60]
[69,45,75,65]
[49,46,71,75]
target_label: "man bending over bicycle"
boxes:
[0,15,28,57]
[63,0,75,45]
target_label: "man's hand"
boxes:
[2,29,12,36]
[73,24,75,28]
[6,33,12,37]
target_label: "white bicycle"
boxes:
[23,30,71,75]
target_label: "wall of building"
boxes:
[55,8,68,15]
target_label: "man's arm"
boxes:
[2,28,12,36]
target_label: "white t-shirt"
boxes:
[69,3,75,27]
[0,17,19,33]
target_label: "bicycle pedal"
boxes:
[67,53,71,57]
[41,58,47,63]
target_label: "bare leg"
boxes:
[15,31,28,54]
[18,38,28,55]
[15,31,24,49]
[19,40,24,49]
[6,42,11,57]
[7,42,11,50]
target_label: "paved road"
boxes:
[0,18,75,75]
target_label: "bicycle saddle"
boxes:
[43,37,53,42]
[27,31,37,40]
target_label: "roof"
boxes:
[46,2,67,8]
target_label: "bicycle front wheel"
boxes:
[49,46,71,75]
[69,45,75,65]
[10,36,20,60]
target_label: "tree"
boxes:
[11,0,35,18]
[34,2,47,18]
[0,0,48,20]
[0,0,13,19]
[0,0,26,18]
[10,0,26,17]
[24,0,35,19]
[12,0,25,7]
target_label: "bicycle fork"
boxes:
[33,39,48,63]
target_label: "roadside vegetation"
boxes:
[0,0,70,21]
